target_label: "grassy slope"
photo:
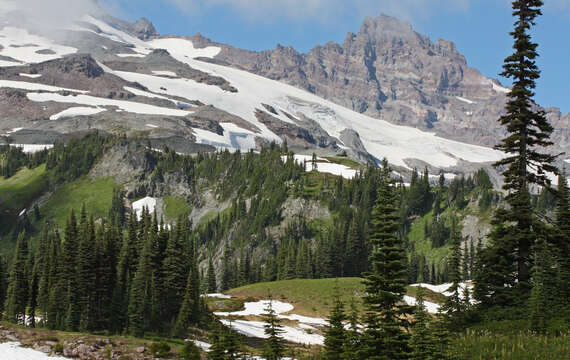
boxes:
[163,196,192,220]
[407,210,451,270]
[40,177,116,228]
[0,165,48,235]
[0,164,48,210]
[223,278,445,318]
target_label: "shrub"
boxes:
[180,341,201,360]
[150,341,171,357]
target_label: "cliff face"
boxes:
[201,14,567,155]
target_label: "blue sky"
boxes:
[102,0,569,112]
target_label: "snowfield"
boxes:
[0,80,89,93]
[132,197,157,219]
[19,73,42,79]
[0,27,77,66]
[456,96,476,104]
[50,107,106,120]
[27,93,191,117]
[206,293,232,299]
[410,282,476,305]
[152,70,178,77]
[215,300,294,317]
[403,295,441,314]
[281,155,358,179]
[220,319,324,346]
[215,299,328,345]
[103,37,506,169]
[10,144,54,153]
[0,342,69,360]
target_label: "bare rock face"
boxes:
[208,14,569,156]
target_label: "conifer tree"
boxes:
[175,245,201,337]
[262,297,286,360]
[208,322,226,360]
[360,159,412,360]
[342,299,361,360]
[4,232,29,325]
[491,0,558,297]
[324,294,347,360]
[77,215,97,331]
[410,286,436,360]
[128,234,153,337]
[63,210,81,331]
[163,220,188,323]
[442,218,463,325]
[207,257,217,293]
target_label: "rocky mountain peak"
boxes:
[132,17,158,40]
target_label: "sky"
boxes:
[99,0,570,112]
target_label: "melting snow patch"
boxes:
[27,93,191,117]
[491,81,511,94]
[152,70,178,77]
[456,96,475,104]
[282,154,357,179]
[403,295,441,314]
[116,53,146,58]
[50,107,106,120]
[0,80,88,93]
[215,300,293,317]
[146,124,158,128]
[132,197,157,220]
[0,342,69,360]
[0,27,77,65]
[191,340,211,351]
[148,38,221,59]
[220,319,324,346]
[10,144,53,153]
[206,293,232,299]
[19,209,26,217]
[19,73,42,79]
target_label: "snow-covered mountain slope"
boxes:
[0,1,562,177]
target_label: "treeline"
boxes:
[1,205,210,337]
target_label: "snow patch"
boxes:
[152,70,178,77]
[456,96,475,104]
[0,27,77,65]
[191,340,211,351]
[148,38,221,59]
[206,293,232,299]
[10,144,53,153]
[193,123,257,151]
[403,295,441,314]
[0,342,69,360]
[116,53,146,58]
[132,196,157,220]
[19,73,42,79]
[145,124,158,128]
[282,154,357,180]
[0,80,88,93]
[220,319,324,346]
[491,81,511,94]
[215,300,293,317]
[50,106,106,120]
[27,93,191,117]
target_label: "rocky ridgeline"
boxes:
[199,14,568,155]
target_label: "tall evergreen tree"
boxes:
[4,232,29,325]
[63,210,80,331]
[324,294,347,360]
[207,257,217,293]
[262,298,286,360]
[359,159,412,360]
[492,0,558,296]
[442,218,463,322]
[410,286,436,360]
